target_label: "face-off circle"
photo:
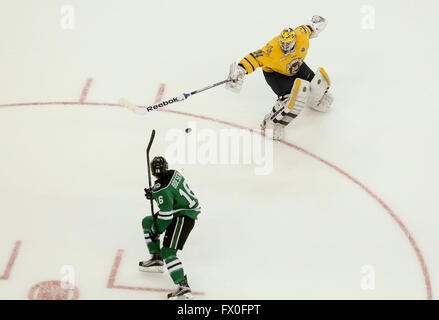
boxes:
[28,280,79,300]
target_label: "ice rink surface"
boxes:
[0,0,438,299]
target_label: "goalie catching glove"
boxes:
[225,62,247,93]
[307,15,327,39]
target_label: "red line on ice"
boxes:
[107,249,205,296]
[0,101,120,108]
[0,99,433,300]
[79,78,93,103]
[0,241,22,280]
[154,83,166,103]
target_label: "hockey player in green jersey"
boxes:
[140,156,201,300]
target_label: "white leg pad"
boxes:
[313,92,334,112]
[272,78,310,125]
[261,78,310,140]
[285,78,311,117]
[308,67,333,112]
[261,79,310,140]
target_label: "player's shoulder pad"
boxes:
[170,170,183,189]
[173,169,181,177]
[267,35,280,47]
[296,25,311,35]
[152,170,176,192]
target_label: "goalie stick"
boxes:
[146,129,156,221]
[119,79,232,114]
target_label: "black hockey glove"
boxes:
[144,187,153,200]
[149,222,160,242]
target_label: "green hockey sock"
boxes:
[161,247,185,284]
[147,240,161,255]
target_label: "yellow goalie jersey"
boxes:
[239,25,312,76]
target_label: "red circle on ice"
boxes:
[28,280,79,300]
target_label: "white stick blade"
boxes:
[118,98,146,115]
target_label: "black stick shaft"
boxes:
[188,79,231,96]
[146,130,156,220]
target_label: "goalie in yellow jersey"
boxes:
[226,15,334,140]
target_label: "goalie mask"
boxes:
[279,28,296,54]
[151,156,168,177]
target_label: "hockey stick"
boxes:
[146,129,156,220]
[119,79,232,114]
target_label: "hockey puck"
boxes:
[185,128,192,133]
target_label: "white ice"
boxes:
[0,0,438,300]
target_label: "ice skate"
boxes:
[261,116,284,141]
[272,124,284,140]
[139,253,164,273]
[167,275,193,300]
[260,95,288,140]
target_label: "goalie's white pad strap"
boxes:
[308,67,331,110]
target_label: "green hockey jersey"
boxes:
[152,170,201,232]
